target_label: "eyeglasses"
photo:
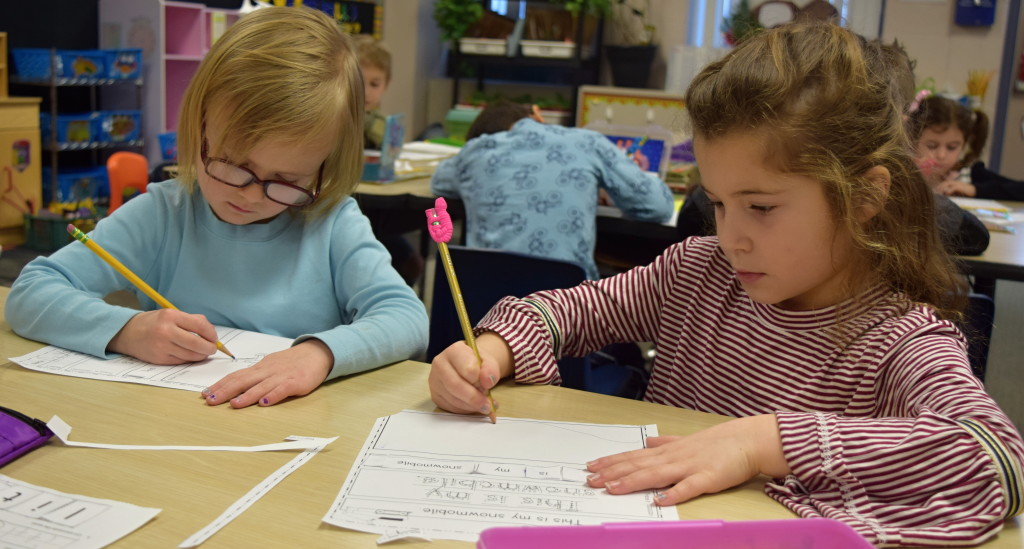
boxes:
[201,130,323,207]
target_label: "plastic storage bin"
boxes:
[460,38,507,56]
[39,112,98,145]
[444,107,481,142]
[11,48,60,79]
[42,166,110,204]
[95,110,142,143]
[59,50,107,78]
[105,48,143,79]
[22,213,98,253]
[520,40,576,58]
[477,519,875,549]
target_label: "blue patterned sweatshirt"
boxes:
[430,118,674,279]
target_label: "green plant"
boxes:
[552,0,613,18]
[433,0,484,44]
[721,0,762,46]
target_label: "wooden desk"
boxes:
[1,288,1021,548]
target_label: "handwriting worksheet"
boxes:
[323,410,678,542]
[8,327,292,392]
[0,474,159,549]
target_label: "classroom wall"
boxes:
[881,0,1010,169]
[377,0,442,141]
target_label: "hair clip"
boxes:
[908,89,931,114]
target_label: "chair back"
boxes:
[106,151,149,213]
[963,292,995,382]
[428,245,645,397]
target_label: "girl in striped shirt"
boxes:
[428,22,1023,546]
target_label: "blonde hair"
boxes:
[177,6,364,220]
[353,34,392,83]
[685,22,966,319]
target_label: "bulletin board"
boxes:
[575,86,687,130]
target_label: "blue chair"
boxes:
[962,292,995,383]
[427,245,647,399]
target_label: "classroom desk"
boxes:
[960,201,1024,285]
[1,288,1022,548]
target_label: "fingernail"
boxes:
[206,393,216,400]
[201,387,211,396]
[261,398,269,406]
[605,481,620,491]
[488,375,496,384]
[654,493,667,501]
[587,473,601,482]
[480,404,491,414]
[586,460,599,468]
[492,400,500,411]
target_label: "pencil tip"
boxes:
[489,411,497,424]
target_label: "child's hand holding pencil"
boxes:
[425,198,509,423]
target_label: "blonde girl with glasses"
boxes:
[6,7,428,408]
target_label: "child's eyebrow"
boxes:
[704,186,785,198]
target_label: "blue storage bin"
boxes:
[12,48,109,80]
[11,48,61,79]
[96,110,142,143]
[39,112,98,145]
[59,50,107,79]
[105,48,142,79]
[42,166,110,204]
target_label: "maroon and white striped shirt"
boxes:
[478,236,1023,547]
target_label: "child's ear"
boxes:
[529,105,545,124]
[856,165,891,222]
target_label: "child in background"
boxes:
[5,7,428,408]
[430,100,675,280]
[354,34,390,150]
[429,23,1023,546]
[352,34,424,285]
[910,94,1024,200]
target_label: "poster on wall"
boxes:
[282,1,382,38]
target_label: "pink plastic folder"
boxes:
[477,518,874,549]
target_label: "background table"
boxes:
[1,287,1020,548]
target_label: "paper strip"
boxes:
[178,435,337,548]
[48,416,323,452]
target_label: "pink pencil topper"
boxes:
[425,197,453,243]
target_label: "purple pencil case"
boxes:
[0,406,54,468]
[478,518,874,549]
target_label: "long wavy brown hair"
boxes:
[685,22,966,319]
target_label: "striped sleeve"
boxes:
[769,330,1024,547]
[476,239,691,385]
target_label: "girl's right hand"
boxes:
[108,309,219,365]
[429,332,513,416]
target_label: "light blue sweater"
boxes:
[5,180,428,380]
[431,118,674,279]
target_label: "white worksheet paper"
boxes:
[0,474,159,549]
[323,410,677,542]
[8,327,291,392]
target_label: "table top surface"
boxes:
[3,289,1022,548]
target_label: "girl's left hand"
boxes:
[934,179,977,197]
[585,414,790,505]
[200,339,333,408]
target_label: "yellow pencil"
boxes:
[425,198,497,423]
[66,224,236,360]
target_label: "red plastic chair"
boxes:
[106,151,149,213]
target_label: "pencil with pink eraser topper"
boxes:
[425,197,497,424]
